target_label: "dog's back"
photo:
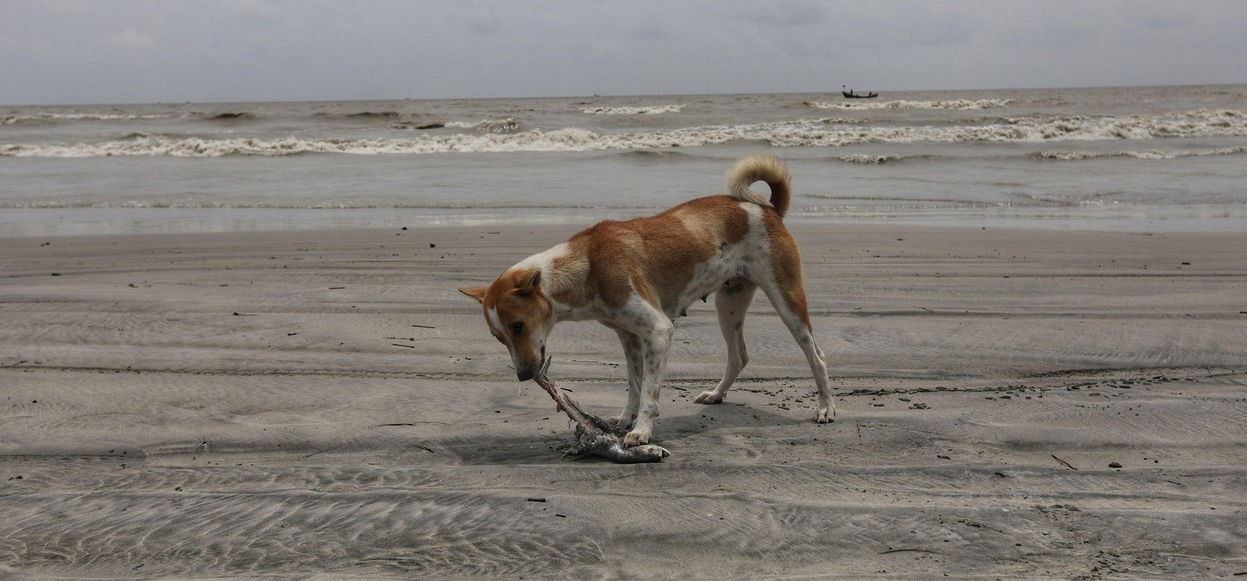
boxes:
[561,155,793,316]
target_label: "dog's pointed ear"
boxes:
[458,286,488,303]
[514,270,541,296]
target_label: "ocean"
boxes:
[3,84,1246,237]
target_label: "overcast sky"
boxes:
[3,0,1245,105]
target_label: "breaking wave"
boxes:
[804,193,1007,208]
[200,112,256,121]
[1030,146,1247,161]
[0,199,625,210]
[2,112,172,124]
[803,193,1131,210]
[390,118,522,132]
[581,104,684,115]
[391,121,448,130]
[343,111,400,119]
[806,99,1013,110]
[836,153,938,164]
[4,109,1244,158]
[444,118,522,132]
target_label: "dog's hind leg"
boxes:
[613,329,644,430]
[756,268,835,423]
[696,280,757,405]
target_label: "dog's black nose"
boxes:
[516,368,534,382]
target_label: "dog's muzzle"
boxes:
[518,351,551,382]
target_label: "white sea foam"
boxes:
[580,104,684,115]
[4,109,1244,158]
[1,113,172,124]
[836,154,937,164]
[0,199,618,210]
[806,99,1013,110]
[1030,146,1247,161]
[444,118,522,132]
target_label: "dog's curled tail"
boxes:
[727,154,791,219]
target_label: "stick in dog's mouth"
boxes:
[532,358,669,463]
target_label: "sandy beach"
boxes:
[2,222,1245,578]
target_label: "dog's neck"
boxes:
[513,242,593,322]
[544,275,591,323]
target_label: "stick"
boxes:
[880,548,943,555]
[533,359,598,436]
[533,358,668,463]
[1051,454,1078,470]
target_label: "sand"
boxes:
[1,223,1245,579]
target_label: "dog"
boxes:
[459,154,833,446]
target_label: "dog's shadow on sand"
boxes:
[432,403,800,465]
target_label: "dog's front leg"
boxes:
[613,329,644,430]
[622,316,673,447]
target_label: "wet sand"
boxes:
[2,223,1245,578]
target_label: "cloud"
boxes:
[1,0,1245,104]
[38,0,93,13]
[102,29,156,50]
[733,2,828,27]
[222,0,277,17]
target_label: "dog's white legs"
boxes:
[613,329,643,429]
[696,280,757,405]
[627,322,673,445]
[613,296,674,446]
[757,281,835,423]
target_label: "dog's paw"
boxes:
[694,390,724,405]
[815,407,835,423]
[622,429,651,447]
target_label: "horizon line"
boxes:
[4,81,1245,109]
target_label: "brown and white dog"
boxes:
[460,155,833,446]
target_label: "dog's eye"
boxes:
[510,321,524,336]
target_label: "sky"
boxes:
[2,0,1246,105]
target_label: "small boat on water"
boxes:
[842,90,878,99]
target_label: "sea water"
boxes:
[3,85,1246,236]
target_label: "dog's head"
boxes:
[459,268,552,381]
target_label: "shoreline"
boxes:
[5,204,1247,239]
